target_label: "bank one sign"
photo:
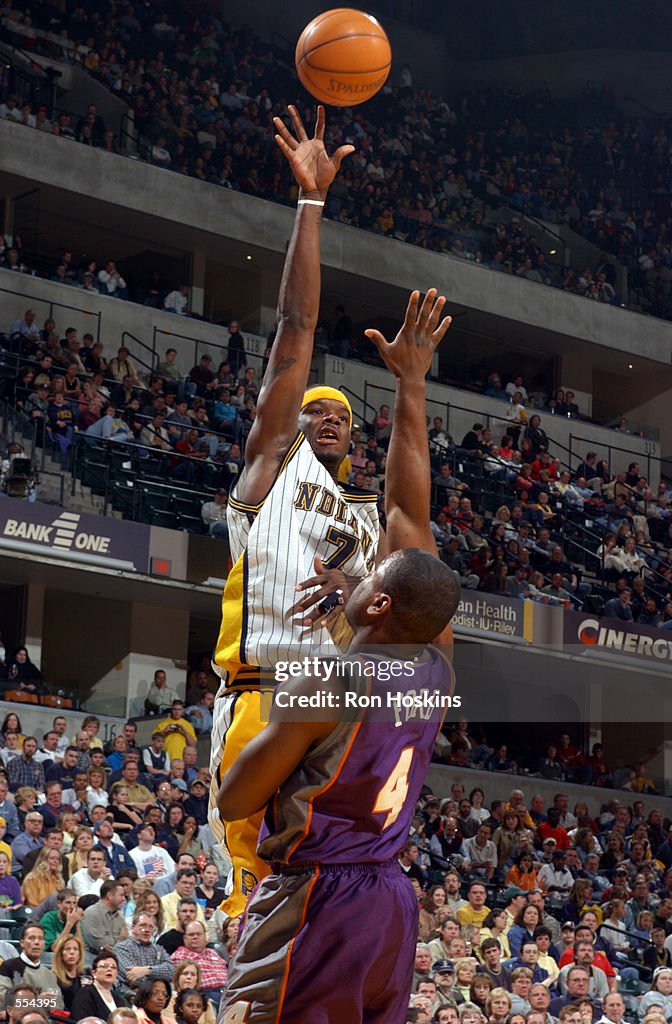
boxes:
[0,498,150,571]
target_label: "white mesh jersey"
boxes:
[213,431,380,684]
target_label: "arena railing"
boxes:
[150,325,268,379]
[568,432,658,482]
[337,384,379,430]
[0,46,58,112]
[362,379,452,434]
[362,379,579,476]
[0,283,103,344]
[0,394,39,451]
[503,208,569,269]
[554,503,672,605]
[69,417,238,510]
[120,330,159,377]
[360,376,660,483]
[596,921,653,985]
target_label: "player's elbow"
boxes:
[216,784,241,822]
[384,509,435,555]
[276,309,317,335]
[217,781,259,823]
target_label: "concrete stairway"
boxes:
[15,425,123,519]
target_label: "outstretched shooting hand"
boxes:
[273,105,354,199]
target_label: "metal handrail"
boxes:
[69,432,224,520]
[120,330,157,376]
[559,503,672,602]
[338,385,378,427]
[0,282,102,342]
[0,48,57,113]
[363,378,545,451]
[132,410,239,446]
[151,324,266,376]
[363,379,452,435]
[620,96,668,118]
[71,413,239,458]
[502,205,567,253]
[568,432,656,485]
[0,15,74,64]
[597,919,654,976]
[359,374,658,480]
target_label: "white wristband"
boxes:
[298,198,325,207]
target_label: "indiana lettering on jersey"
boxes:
[293,480,376,569]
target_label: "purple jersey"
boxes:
[258,646,454,865]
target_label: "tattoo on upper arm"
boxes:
[266,356,297,383]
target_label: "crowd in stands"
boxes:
[435,722,661,794]
[0,235,211,319]
[400,774,672,1023]
[349,386,672,625]
[0,694,663,1024]
[421,396,672,627]
[4,3,672,323]
[3,316,671,617]
[0,675,234,1024]
[3,309,259,506]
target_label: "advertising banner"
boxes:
[0,498,150,572]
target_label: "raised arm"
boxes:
[364,289,451,553]
[292,291,454,636]
[237,106,354,506]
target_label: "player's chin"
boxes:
[311,445,345,471]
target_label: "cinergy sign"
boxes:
[574,616,672,661]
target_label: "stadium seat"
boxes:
[42,694,74,709]
[170,494,202,517]
[177,514,205,534]
[80,450,109,495]
[2,690,38,704]
[149,508,178,530]
[139,485,172,524]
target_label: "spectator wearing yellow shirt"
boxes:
[82,716,104,752]
[376,207,395,235]
[156,701,197,761]
[506,790,536,831]
[160,869,207,931]
[630,763,656,794]
[456,881,492,928]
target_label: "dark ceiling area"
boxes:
[368,0,672,60]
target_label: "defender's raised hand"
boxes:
[273,105,354,199]
[364,288,452,381]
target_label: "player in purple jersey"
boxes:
[217,289,460,1024]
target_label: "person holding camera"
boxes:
[154,702,197,762]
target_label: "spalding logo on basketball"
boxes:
[295,8,392,107]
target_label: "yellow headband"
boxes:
[301,386,352,425]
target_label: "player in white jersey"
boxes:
[209,106,387,917]
[221,398,379,670]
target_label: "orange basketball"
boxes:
[295,8,391,107]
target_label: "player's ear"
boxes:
[367,591,391,617]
